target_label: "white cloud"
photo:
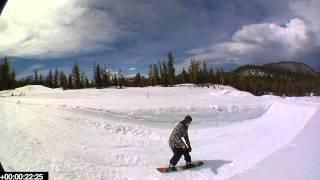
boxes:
[0,0,120,58]
[185,48,208,55]
[184,18,311,66]
[233,19,308,49]
[128,67,136,71]
[290,0,320,44]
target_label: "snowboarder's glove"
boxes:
[188,147,192,152]
[179,140,187,149]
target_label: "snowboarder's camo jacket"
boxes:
[169,122,191,149]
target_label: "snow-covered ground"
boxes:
[229,109,320,180]
[0,85,319,179]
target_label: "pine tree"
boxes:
[140,75,147,87]
[102,68,106,88]
[118,70,125,89]
[113,74,118,87]
[95,64,102,89]
[162,61,169,87]
[167,51,176,86]
[1,56,11,90]
[189,59,200,84]
[68,74,73,89]
[34,69,39,85]
[80,71,88,88]
[209,68,215,84]
[199,64,204,84]
[39,74,44,85]
[148,64,154,86]
[202,62,209,83]
[59,71,68,90]
[220,68,225,85]
[72,62,81,89]
[158,60,163,85]
[153,64,160,85]
[47,70,53,88]
[53,68,59,88]
[181,68,188,84]
[103,68,111,88]
[9,71,16,89]
[134,72,142,87]
[85,78,90,88]
[93,63,97,86]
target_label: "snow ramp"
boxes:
[157,100,318,180]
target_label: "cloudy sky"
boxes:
[0,0,319,79]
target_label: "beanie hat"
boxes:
[181,115,192,125]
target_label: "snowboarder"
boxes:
[168,115,193,171]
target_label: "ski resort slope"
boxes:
[0,85,319,180]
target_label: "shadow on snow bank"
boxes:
[202,160,232,174]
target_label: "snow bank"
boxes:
[191,100,318,179]
[1,85,269,127]
[229,109,320,180]
[211,89,253,97]
[0,86,319,179]
[0,85,61,97]
[14,85,61,95]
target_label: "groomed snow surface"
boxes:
[0,85,319,180]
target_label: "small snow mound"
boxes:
[208,88,253,97]
[13,85,61,95]
[174,83,197,87]
[221,90,253,97]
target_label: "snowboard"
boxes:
[157,161,204,173]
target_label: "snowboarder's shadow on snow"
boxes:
[202,160,232,175]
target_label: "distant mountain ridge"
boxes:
[262,62,319,76]
[233,61,319,77]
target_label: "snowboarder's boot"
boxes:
[185,162,193,168]
[169,164,177,171]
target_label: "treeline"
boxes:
[18,62,129,90]
[1,53,320,96]
[139,52,225,87]
[94,51,177,88]
[19,62,91,90]
[228,70,320,96]
[93,64,126,89]
[0,56,17,90]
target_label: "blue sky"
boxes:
[0,0,319,79]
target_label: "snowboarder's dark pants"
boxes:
[170,148,191,165]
